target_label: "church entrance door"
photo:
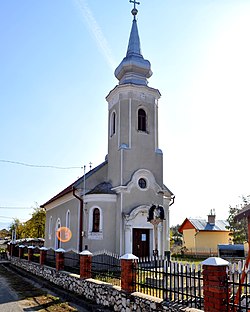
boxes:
[132,228,150,257]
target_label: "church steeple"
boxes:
[114,1,152,86]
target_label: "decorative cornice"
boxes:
[124,205,149,221]
[84,193,117,203]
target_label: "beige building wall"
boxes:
[183,229,230,252]
[195,231,230,251]
[183,229,196,249]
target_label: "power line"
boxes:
[0,207,33,210]
[0,159,83,170]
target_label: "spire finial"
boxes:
[129,0,140,18]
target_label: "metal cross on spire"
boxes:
[129,0,140,18]
[129,0,140,10]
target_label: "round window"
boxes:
[138,178,147,189]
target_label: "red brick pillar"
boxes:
[80,250,93,278]
[39,247,48,266]
[28,246,35,262]
[10,243,15,257]
[120,254,138,293]
[56,248,65,271]
[19,245,25,259]
[202,257,230,312]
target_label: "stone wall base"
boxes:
[11,258,203,312]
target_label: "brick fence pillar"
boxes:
[18,245,25,259]
[55,248,65,271]
[202,257,230,312]
[120,253,139,293]
[28,246,35,262]
[80,250,93,278]
[10,243,15,257]
[39,247,48,266]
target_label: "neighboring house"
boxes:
[41,5,174,258]
[178,211,230,255]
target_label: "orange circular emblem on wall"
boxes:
[56,227,72,243]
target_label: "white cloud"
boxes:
[73,0,116,71]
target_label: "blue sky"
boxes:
[1,0,250,229]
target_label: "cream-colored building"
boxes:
[178,212,230,255]
[42,4,174,257]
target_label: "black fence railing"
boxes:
[64,250,80,274]
[44,248,56,268]
[10,246,250,312]
[12,245,19,257]
[134,257,203,310]
[134,256,165,299]
[165,262,203,310]
[32,247,41,263]
[0,251,7,260]
[91,251,121,286]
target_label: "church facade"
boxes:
[42,3,174,257]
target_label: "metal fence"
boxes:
[91,250,121,286]
[10,246,250,312]
[44,248,56,268]
[0,251,7,260]
[32,247,40,263]
[227,261,250,312]
[64,250,80,274]
[134,256,203,310]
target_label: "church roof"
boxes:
[114,4,152,86]
[73,160,108,188]
[41,160,108,207]
[86,182,115,195]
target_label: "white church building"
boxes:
[42,2,174,258]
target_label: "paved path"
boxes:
[0,273,23,312]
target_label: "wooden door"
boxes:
[132,228,150,257]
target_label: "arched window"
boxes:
[138,108,147,132]
[55,218,61,249]
[110,111,116,136]
[92,208,100,232]
[66,210,70,229]
[49,216,52,240]
[88,206,103,239]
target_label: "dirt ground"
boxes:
[0,264,93,311]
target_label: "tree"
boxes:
[170,224,183,247]
[25,207,45,238]
[226,195,249,244]
[9,218,24,240]
[9,207,46,239]
[0,229,10,239]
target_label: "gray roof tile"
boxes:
[189,219,229,231]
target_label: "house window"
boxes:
[66,210,70,229]
[110,111,116,136]
[138,108,147,132]
[92,208,100,232]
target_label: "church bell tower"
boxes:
[106,2,163,189]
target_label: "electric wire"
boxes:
[0,159,83,170]
[0,207,33,209]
